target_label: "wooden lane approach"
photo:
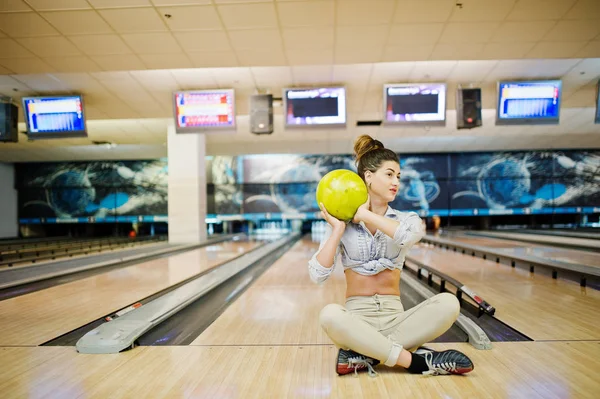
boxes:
[408,245,600,341]
[0,240,261,346]
[1,239,600,398]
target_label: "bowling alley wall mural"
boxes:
[206,149,600,219]
[16,149,600,224]
[17,160,168,223]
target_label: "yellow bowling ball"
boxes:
[316,169,368,222]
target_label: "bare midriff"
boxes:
[344,268,401,298]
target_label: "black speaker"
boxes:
[250,94,273,134]
[0,102,18,143]
[456,88,482,129]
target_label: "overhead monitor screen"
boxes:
[22,95,87,139]
[383,83,446,126]
[496,80,561,125]
[174,89,236,132]
[284,87,346,127]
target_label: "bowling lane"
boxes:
[2,342,599,398]
[191,237,345,346]
[0,240,261,346]
[408,245,600,341]
[439,233,600,269]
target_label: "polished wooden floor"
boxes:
[1,237,599,398]
[409,245,600,341]
[444,234,600,268]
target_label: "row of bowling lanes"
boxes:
[0,224,599,397]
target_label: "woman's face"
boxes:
[365,160,401,203]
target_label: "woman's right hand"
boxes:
[320,203,346,233]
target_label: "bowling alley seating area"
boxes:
[0,234,165,267]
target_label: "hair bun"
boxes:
[353,134,384,162]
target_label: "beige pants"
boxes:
[319,292,460,367]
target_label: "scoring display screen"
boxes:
[383,83,446,126]
[496,80,561,125]
[22,96,86,138]
[174,90,235,132]
[284,87,346,127]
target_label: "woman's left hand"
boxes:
[352,195,371,224]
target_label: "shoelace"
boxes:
[347,356,378,377]
[422,352,457,376]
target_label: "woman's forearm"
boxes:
[358,210,400,239]
[316,228,344,268]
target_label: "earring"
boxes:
[368,182,372,189]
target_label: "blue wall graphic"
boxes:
[16,150,600,224]
[17,160,168,223]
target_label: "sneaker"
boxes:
[413,347,474,376]
[336,349,380,377]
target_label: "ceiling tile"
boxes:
[430,43,485,60]
[228,29,281,50]
[43,55,103,72]
[283,27,334,50]
[483,59,581,82]
[88,0,152,7]
[158,5,222,30]
[480,42,536,60]
[69,34,132,55]
[41,10,113,35]
[0,0,31,12]
[130,69,181,91]
[526,41,587,59]
[170,68,217,88]
[292,65,333,85]
[408,61,457,81]
[277,1,334,27]
[173,31,231,52]
[213,0,271,3]
[564,0,600,20]
[0,64,13,74]
[543,20,600,41]
[449,0,515,22]
[446,60,498,83]
[0,12,59,37]
[0,38,35,58]
[382,44,434,62]
[0,57,55,73]
[336,25,388,48]
[236,48,286,66]
[90,54,147,71]
[490,21,555,43]
[9,74,69,91]
[332,64,372,83]
[121,32,182,53]
[439,22,501,44]
[218,3,277,29]
[16,36,83,57]
[138,52,193,69]
[369,61,415,85]
[187,51,239,67]
[394,0,453,23]
[286,49,333,65]
[99,8,167,32]
[506,0,576,21]
[251,66,292,87]
[211,67,254,87]
[337,0,395,25]
[27,0,92,10]
[575,41,600,58]
[388,23,444,45]
[335,46,382,64]
[153,0,211,4]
